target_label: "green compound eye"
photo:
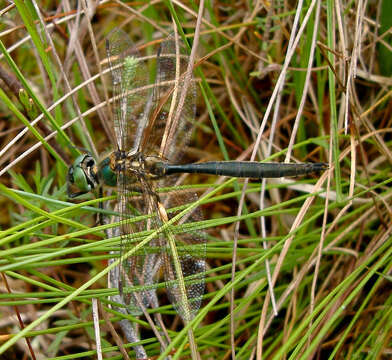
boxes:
[67,154,99,198]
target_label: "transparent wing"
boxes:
[117,173,206,319]
[106,29,150,151]
[158,188,206,320]
[149,37,204,318]
[106,29,156,314]
[138,36,197,162]
[116,172,163,315]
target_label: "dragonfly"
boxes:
[67,29,327,322]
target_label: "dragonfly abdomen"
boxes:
[163,161,328,179]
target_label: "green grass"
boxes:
[0,1,391,359]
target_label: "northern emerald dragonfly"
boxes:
[67,29,327,322]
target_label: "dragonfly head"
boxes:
[67,154,99,198]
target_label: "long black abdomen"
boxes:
[164,161,327,178]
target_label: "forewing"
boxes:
[139,37,197,162]
[117,171,166,315]
[106,29,149,151]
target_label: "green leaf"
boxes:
[378,0,392,76]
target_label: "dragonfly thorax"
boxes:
[102,151,167,185]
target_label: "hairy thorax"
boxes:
[103,151,167,186]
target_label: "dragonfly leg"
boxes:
[97,186,104,226]
[126,185,161,203]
